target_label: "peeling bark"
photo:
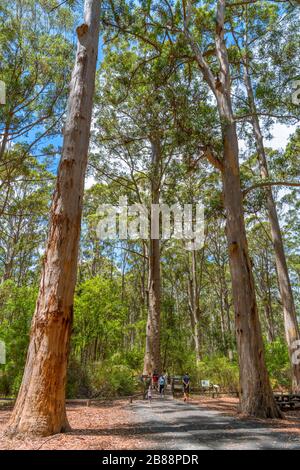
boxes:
[5,0,101,437]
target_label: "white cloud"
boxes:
[265,123,298,151]
[85,175,96,190]
[239,123,298,155]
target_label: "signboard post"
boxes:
[201,380,210,388]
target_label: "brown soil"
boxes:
[0,401,147,450]
[1,397,299,450]
[190,395,300,435]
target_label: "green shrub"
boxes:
[0,282,36,396]
[0,369,11,396]
[88,362,136,398]
[123,348,144,371]
[265,339,291,390]
[195,356,239,392]
[66,353,140,399]
[66,357,91,398]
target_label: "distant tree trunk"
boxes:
[2,218,22,282]
[264,303,276,343]
[256,251,276,343]
[2,240,14,282]
[0,118,11,161]
[264,255,276,342]
[143,138,161,375]
[141,243,147,306]
[187,250,202,362]
[221,265,234,360]
[244,60,300,393]
[5,0,101,437]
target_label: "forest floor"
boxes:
[129,394,300,450]
[0,395,299,450]
[0,401,148,450]
[191,395,300,436]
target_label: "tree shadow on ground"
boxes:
[69,408,300,450]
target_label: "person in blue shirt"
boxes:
[182,373,190,402]
[158,374,166,397]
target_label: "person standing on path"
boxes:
[158,374,166,398]
[152,370,159,391]
[182,373,190,402]
[147,384,152,405]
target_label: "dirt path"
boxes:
[129,395,300,450]
[1,396,299,450]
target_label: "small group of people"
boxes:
[142,371,191,403]
[152,370,168,396]
[142,370,168,403]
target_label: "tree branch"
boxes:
[235,112,299,121]
[226,0,290,7]
[182,0,217,94]
[243,181,300,196]
[201,146,224,172]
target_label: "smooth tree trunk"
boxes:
[214,3,280,418]
[221,264,234,360]
[143,138,162,375]
[244,62,300,392]
[143,237,161,374]
[264,303,276,343]
[0,119,11,161]
[5,0,101,437]
[187,250,202,362]
[220,117,280,417]
[257,251,277,343]
[185,0,281,417]
[210,229,234,358]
